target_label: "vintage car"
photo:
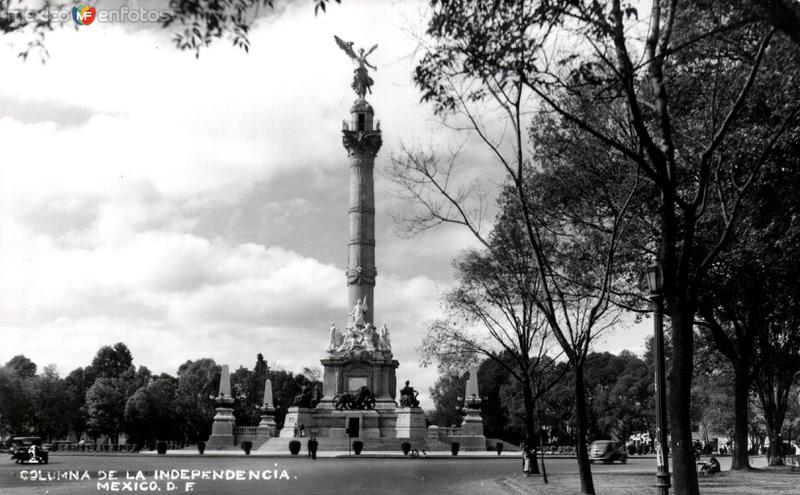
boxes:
[10,437,49,464]
[589,440,627,464]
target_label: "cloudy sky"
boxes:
[0,0,649,408]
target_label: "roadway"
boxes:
[0,454,755,495]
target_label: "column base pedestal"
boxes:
[207,407,235,449]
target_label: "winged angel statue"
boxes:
[334,35,378,98]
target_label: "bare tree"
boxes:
[392,8,640,487]
[408,2,800,493]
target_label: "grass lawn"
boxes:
[499,467,800,495]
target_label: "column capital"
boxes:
[343,130,382,156]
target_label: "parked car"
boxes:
[589,440,627,464]
[10,437,49,464]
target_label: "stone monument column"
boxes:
[343,99,382,324]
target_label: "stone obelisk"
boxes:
[207,364,236,448]
[343,99,382,323]
[257,378,277,437]
[460,366,486,448]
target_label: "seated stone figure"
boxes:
[399,380,420,408]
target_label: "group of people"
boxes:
[522,440,536,476]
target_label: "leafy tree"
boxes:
[428,372,468,429]
[407,1,800,492]
[83,343,141,443]
[399,33,637,489]
[2,0,340,60]
[125,375,181,449]
[0,365,35,435]
[587,351,651,443]
[91,343,134,380]
[690,343,735,451]
[31,364,70,442]
[698,145,800,467]
[784,386,800,451]
[62,367,92,440]
[229,355,278,426]
[536,351,652,446]
[6,355,37,378]
[479,356,521,443]
[85,377,128,443]
[176,358,219,444]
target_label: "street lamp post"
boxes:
[646,262,671,495]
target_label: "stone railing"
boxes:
[57,443,138,453]
[436,427,463,439]
[234,426,259,436]
[234,426,269,448]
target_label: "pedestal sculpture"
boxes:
[396,381,426,438]
[207,364,236,449]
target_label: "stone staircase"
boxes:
[257,435,451,453]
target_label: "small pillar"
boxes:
[459,367,486,450]
[257,379,277,437]
[207,364,236,448]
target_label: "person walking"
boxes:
[522,440,532,477]
[307,435,318,460]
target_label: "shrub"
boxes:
[156,441,167,455]
[353,441,364,455]
[241,441,253,455]
[496,442,504,455]
[627,444,636,456]
[401,442,411,456]
[289,440,301,455]
[451,442,460,456]
[196,441,206,455]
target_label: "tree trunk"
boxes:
[763,401,787,466]
[669,308,700,495]
[729,362,751,469]
[522,377,541,474]
[536,404,549,484]
[756,370,790,466]
[574,363,595,495]
[767,430,784,466]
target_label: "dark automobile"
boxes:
[10,437,49,464]
[589,440,627,464]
